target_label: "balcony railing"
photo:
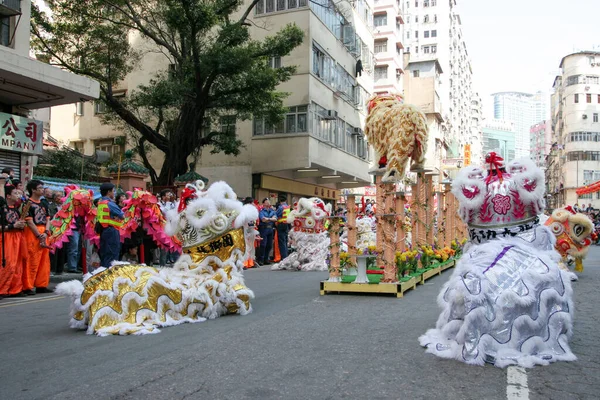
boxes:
[0,0,21,17]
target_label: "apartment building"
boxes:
[373,0,405,94]
[0,0,98,182]
[529,120,551,170]
[547,51,600,208]
[402,0,480,169]
[51,0,376,203]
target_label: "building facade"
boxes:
[51,0,376,203]
[482,119,516,162]
[492,91,549,160]
[0,0,98,182]
[529,120,551,170]
[548,51,600,208]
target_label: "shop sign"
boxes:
[0,112,44,155]
[464,144,471,166]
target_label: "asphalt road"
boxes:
[1,248,599,400]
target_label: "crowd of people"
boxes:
[0,169,184,300]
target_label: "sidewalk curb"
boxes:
[50,273,83,284]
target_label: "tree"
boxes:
[31,0,304,185]
[35,147,100,181]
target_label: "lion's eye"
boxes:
[574,224,584,236]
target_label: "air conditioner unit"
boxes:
[322,110,338,120]
[352,127,363,136]
[592,63,596,67]
[583,114,588,119]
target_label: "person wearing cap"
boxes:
[96,183,124,268]
[22,179,52,294]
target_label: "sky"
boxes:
[458,0,600,118]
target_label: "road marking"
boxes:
[0,294,63,304]
[507,366,529,400]
[0,295,64,309]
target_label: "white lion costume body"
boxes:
[355,217,376,251]
[419,154,576,368]
[364,94,429,182]
[56,180,257,336]
[271,197,332,271]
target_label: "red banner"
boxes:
[576,180,600,195]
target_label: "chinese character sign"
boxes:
[0,112,44,155]
[464,144,471,166]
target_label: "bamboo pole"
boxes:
[425,174,434,245]
[327,216,343,282]
[395,192,406,253]
[381,183,397,283]
[375,174,385,268]
[346,194,357,263]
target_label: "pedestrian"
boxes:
[257,198,277,265]
[65,215,83,273]
[276,198,291,260]
[48,192,67,275]
[242,197,260,268]
[22,179,52,295]
[96,183,124,268]
[158,189,177,266]
[0,184,27,299]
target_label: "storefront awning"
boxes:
[0,50,99,109]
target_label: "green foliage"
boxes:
[35,147,100,181]
[31,0,304,185]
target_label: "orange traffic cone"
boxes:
[273,229,281,263]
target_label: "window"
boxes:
[415,46,419,53]
[374,40,387,54]
[256,0,305,13]
[431,0,436,5]
[220,116,236,134]
[431,45,437,53]
[76,102,84,116]
[374,14,387,27]
[587,75,600,85]
[1,17,11,47]
[415,16,418,23]
[434,14,437,22]
[415,1,418,6]
[574,94,579,103]
[406,31,410,39]
[288,0,298,8]
[587,93,592,103]
[598,94,600,103]
[424,0,429,6]
[94,101,107,115]
[375,66,388,81]
[266,0,274,12]
[71,141,85,154]
[415,30,418,38]
[424,15,429,23]
[566,75,580,86]
[406,16,410,23]
[413,70,420,77]
[253,106,308,136]
[406,1,409,8]
[424,31,429,38]
[406,46,410,53]
[594,113,599,123]
[431,30,437,37]
[270,56,282,68]
[423,46,430,54]
[94,139,124,158]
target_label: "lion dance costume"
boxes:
[419,153,576,367]
[56,180,257,336]
[364,93,428,182]
[271,197,331,271]
[544,206,595,276]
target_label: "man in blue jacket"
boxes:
[257,198,277,265]
[96,183,124,268]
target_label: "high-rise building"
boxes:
[482,119,516,162]
[402,0,480,169]
[0,0,98,181]
[492,91,548,160]
[50,1,377,202]
[373,0,405,94]
[547,51,600,208]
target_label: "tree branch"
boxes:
[137,137,158,184]
[239,0,261,24]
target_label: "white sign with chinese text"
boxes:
[0,112,44,155]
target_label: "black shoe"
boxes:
[35,287,53,294]
[66,270,78,273]
[0,295,5,300]
[10,292,27,298]
[23,289,36,296]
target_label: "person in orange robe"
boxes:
[22,179,52,295]
[0,185,27,299]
